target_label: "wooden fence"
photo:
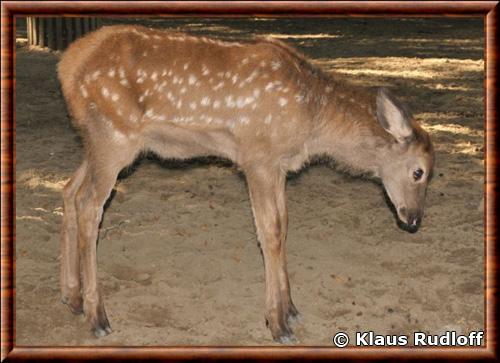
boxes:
[26,17,100,50]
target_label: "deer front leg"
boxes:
[246,166,296,344]
[61,159,88,314]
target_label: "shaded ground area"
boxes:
[15,17,484,346]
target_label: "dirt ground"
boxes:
[15,18,484,346]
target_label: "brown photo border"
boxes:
[1,1,498,361]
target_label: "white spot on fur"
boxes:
[295,93,304,103]
[271,61,281,71]
[265,82,275,92]
[111,93,119,102]
[278,97,288,107]
[91,70,101,80]
[213,100,221,109]
[80,85,88,98]
[151,72,158,81]
[240,116,250,124]
[189,102,197,110]
[107,68,116,78]
[236,96,245,108]
[188,75,197,85]
[264,114,272,124]
[180,87,187,94]
[112,129,127,143]
[213,81,224,91]
[201,97,211,106]
[120,79,129,87]
[183,63,189,70]
[101,87,110,98]
[158,80,167,91]
[225,95,236,108]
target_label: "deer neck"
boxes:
[306,89,394,178]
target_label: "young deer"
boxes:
[58,25,434,343]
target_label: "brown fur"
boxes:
[58,25,434,343]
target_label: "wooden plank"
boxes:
[55,17,63,50]
[47,18,55,49]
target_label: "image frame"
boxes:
[1,1,498,361]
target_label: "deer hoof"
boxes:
[270,320,297,344]
[61,297,83,315]
[93,324,112,338]
[276,332,298,345]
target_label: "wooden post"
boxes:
[74,18,82,40]
[26,16,99,50]
[38,18,45,48]
[32,17,38,45]
[47,18,56,49]
[65,18,74,48]
[55,17,63,50]
[83,18,90,34]
[27,17,32,45]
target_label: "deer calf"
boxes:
[58,25,434,343]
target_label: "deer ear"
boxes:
[376,88,414,143]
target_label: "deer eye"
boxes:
[413,168,424,181]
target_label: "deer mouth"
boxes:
[397,219,420,233]
[396,210,422,233]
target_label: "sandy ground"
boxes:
[15,18,484,346]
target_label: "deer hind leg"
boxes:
[75,145,138,337]
[61,159,89,314]
[246,166,296,344]
[274,173,300,324]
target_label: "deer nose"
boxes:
[406,212,421,233]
